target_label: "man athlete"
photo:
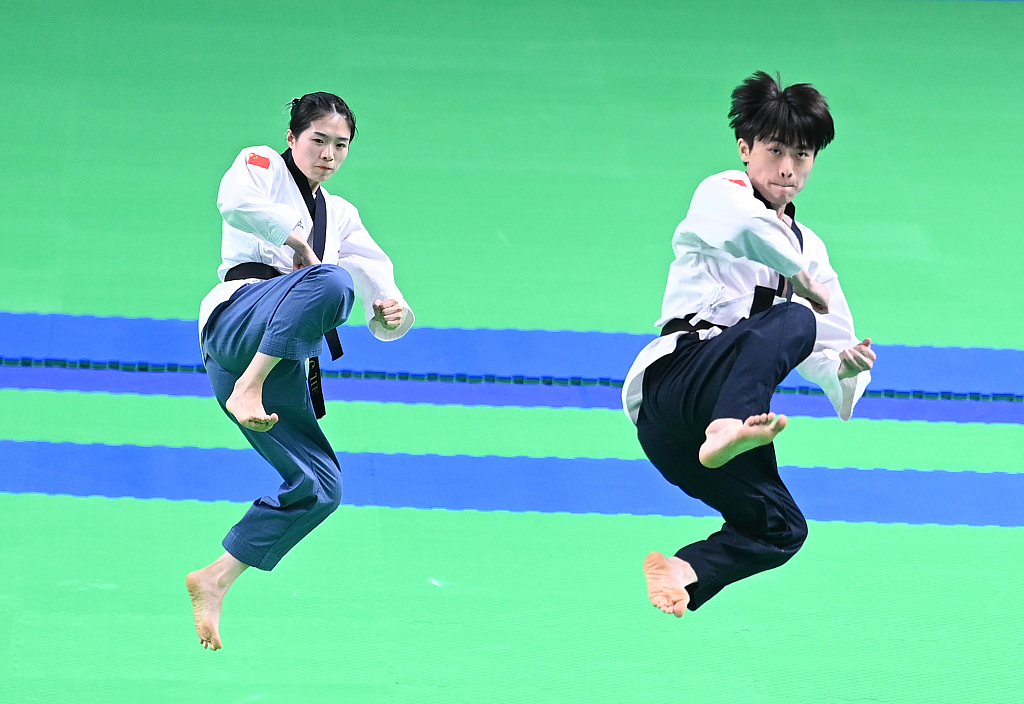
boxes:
[622,71,876,616]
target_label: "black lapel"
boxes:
[751,184,803,252]
[281,148,327,259]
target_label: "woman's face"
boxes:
[286,113,352,190]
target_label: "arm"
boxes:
[336,220,415,341]
[683,174,806,278]
[794,274,873,420]
[216,148,302,248]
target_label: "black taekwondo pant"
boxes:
[636,302,816,610]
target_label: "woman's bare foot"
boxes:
[698,413,787,469]
[225,352,282,432]
[225,382,279,432]
[643,552,698,617]
[185,552,248,650]
[186,570,226,650]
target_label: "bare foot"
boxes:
[698,413,787,469]
[643,551,698,617]
[186,570,225,650]
[225,383,279,432]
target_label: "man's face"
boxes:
[286,113,352,190]
[739,138,815,213]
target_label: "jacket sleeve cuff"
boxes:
[367,306,415,341]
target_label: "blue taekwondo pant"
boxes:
[200,264,355,570]
[636,302,816,610]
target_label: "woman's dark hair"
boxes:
[728,71,834,154]
[287,92,357,139]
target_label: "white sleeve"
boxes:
[794,269,870,421]
[336,217,415,341]
[683,175,805,277]
[216,148,301,248]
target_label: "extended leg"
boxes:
[639,417,808,612]
[635,305,816,612]
[186,265,355,649]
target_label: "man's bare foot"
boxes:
[225,384,278,432]
[698,413,787,469]
[186,570,226,650]
[643,551,698,617]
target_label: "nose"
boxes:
[321,143,334,161]
[779,156,794,178]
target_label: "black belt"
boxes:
[660,315,727,337]
[663,276,791,337]
[751,274,789,317]
[224,262,343,419]
[225,262,283,282]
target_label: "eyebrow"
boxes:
[767,139,812,151]
[312,131,350,142]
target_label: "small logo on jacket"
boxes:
[247,152,271,169]
[726,178,747,187]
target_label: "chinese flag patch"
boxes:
[726,178,747,187]
[247,152,271,169]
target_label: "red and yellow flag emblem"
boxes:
[247,152,271,169]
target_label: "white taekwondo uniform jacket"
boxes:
[622,170,870,425]
[198,145,415,342]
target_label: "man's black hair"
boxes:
[728,71,834,154]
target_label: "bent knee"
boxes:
[789,301,817,337]
[315,265,355,301]
[775,514,808,563]
[318,464,344,513]
[782,302,817,357]
[321,483,343,514]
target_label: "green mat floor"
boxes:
[3,493,1022,703]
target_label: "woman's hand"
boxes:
[285,232,321,270]
[838,338,875,380]
[790,269,830,314]
[373,299,403,330]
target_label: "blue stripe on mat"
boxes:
[2,441,1021,526]
[3,366,1022,423]
[3,312,1024,395]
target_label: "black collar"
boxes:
[750,182,802,252]
[750,184,796,220]
[280,148,318,219]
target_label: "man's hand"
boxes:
[373,299,403,330]
[790,269,830,314]
[285,232,321,270]
[838,338,875,380]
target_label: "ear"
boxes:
[286,129,297,148]
[737,138,751,164]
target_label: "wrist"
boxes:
[285,232,310,252]
[791,269,812,289]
